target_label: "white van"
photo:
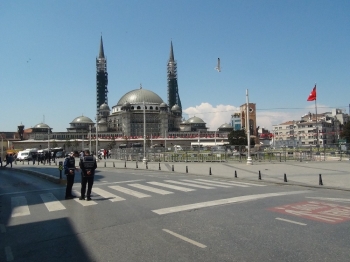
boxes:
[17,149,38,161]
[174,145,183,151]
[16,150,30,161]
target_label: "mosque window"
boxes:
[131,106,134,110]
[137,106,141,109]
[150,106,153,110]
[156,107,158,110]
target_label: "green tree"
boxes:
[340,122,350,143]
[227,129,255,147]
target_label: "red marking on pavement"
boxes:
[269,201,350,224]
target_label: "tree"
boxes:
[340,122,350,143]
[227,129,255,148]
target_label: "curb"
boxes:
[6,168,66,185]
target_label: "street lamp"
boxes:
[142,101,147,163]
[246,89,252,165]
[96,113,99,161]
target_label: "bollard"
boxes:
[22,161,24,165]
[38,160,39,165]
[172,165,174,171]
[319,174,323,186]
[28,160,29,165]
[146,162,148,169]
[284,173,288,182]
[186,166,188,173]
[136,161,138,168]
[159,163,161,170]
[124,161,126,168]
[209,167,212,175]
[113,162,115,167]
[258,170,261,180]
[104,162,106,167]
[235,170,237,178]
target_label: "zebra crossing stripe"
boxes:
[72,190,97,206]
[92,188,126,202]
[214,179,266,187]
[128,184,173,195]
[164,180,215,189]
[195,179,249,187]
[147,182,195,192]
[180,179,231,188]
[109,185,151,198]
[40,193,66,211]
[11,196,30,217]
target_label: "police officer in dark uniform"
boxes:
[63,151,79,199]
[79,149,97,201]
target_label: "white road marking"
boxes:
[306,197,350,203]
[147,182,195,192]
[0,224,6,233]
[195,179,249,187]
[275,217,307,226]
[93,179,144,186]
[40,193,66,211]
[214,179,266,187]
[92,188,126,202]
[5,246,14,261]
[153,191,310,215]
[109,185,151,198]
[11,196,30,217]
[128,184,173,195]
[164,180,215,189]
[180,179,231,188]
[72,190,97,206]
[163,229,207,249]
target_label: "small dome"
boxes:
[187,116,205,124]
[100,103,110,111]
[219,123,233,129]
[116,89,164,106]
[33,123,50,128]
[160,102,168,108]
[98,119,107,124]
[171,104,181,112]
[70,116,94,124]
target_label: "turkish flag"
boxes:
[307,85,316,101]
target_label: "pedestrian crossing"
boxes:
[7,179,266,217]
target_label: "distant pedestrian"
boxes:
[63,151,79,199]
[79,149,97,201]
[4,154,13,168]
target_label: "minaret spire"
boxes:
[99,35,105,58]
[169,40,174,61]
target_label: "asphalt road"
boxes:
[1,168,350,261]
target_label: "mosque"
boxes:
[13,37,257,150]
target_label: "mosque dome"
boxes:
[33,123,50,128]
[171,104,181,112]
[187,116,205,124]
[116,89,164,106]
[160,102,168,108]
[100,103,110,111]
[70,116,94,124]
[219,123,233,129]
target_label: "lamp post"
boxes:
[142,101,147,163]
[48,127,50,155]
[246,89,252,165]
[89,124,92,153]
[96,113,99,161]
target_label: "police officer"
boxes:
[63,151,79,199]
[79,149,97,201]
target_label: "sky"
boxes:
[1,0,349,132]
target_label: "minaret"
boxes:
[167,41,182,113]
[96,35,108,116]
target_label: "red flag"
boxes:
[307,85,316,101]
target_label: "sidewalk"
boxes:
[3,159,350,191]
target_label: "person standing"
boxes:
[4,154,13,168]
[63,151,79,199]
[79,149,97,201]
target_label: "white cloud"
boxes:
[183,103,335,131]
